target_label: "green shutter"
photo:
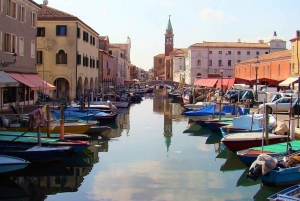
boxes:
[64,54,67,64]
[56,53,58,64]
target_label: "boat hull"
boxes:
[221,133,288,152]
[261,166,300,187]
[268,184,300,200]
[4,124,92,134]
[0,146,72,163]
[0,155,29,174]
[237,149,280,167]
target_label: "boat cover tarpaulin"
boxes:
[183,105,243,116]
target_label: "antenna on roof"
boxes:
[238,39,241,43]
[43,0,49,6]
[272,31,278,40]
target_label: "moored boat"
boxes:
[221,132,289,152]
[237,141,300,167]
[0,145,73,163]
[268,184,300,200]
[0,155,30,174]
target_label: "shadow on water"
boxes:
[236,168,261,187]
[0,143,103,200]
[253,184,287,201]
[219,152,247,172]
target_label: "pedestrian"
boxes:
[107,100,117,114]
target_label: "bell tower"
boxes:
[165,15,174,56]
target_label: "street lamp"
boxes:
[220,65,224,94]
[1,53,17,67]
[254,56,260,102]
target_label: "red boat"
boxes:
[221,132,288,152]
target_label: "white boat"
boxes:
[93,93,130,108]
[183,102,212,110]
[0,155,30,174]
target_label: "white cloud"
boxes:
[240,34,274,43]
[199,8,235,21]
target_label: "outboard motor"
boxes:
[247,163,263,181]
[246,154,277,181]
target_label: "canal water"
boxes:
[1,90,286,201]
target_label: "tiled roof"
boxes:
[109,44,120,48]
[190,41,269,49]
[38,6,98,35]
[110,43,126,50]
[154,53,165,57]
[38,5,77,19]
[237,49,291,65]
[170,48,188,57]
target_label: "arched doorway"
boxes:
[54,77,69,100]
[84,77,89,95]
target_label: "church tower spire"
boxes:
[165,15,174,56]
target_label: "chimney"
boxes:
[258,40,264,44]
[296,30,300,37]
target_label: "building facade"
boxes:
[0,0,42,111]
[99,36,115,93]
[36,5,99,100]
[234,49,291,87]
[187,36,287,85]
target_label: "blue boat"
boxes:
[268,184,300,200]
[183,104,243,116]
[237,141,300,167]
[94,112,118,122]
[0,155,30,174]
[0,145,72,163]
[51,110,95,121]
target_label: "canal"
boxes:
[1,90,286,201]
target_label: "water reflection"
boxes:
[0,139,103,200]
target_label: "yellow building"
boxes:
[37,6,99,100]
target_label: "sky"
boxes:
[35,0,300,71]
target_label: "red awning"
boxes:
[21,74,55,90]
[227,78,235,89]
[194,78,205,86]
[7,73,55,90]
[205,79,218,87]
[8,73,36,88]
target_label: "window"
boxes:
[31,41,35,58]
[265,52,268,54]
[227,51,231,55]
[218,60,222,66]
[93,37,95,46]
[19,37,24,56]
[237,60,241,63]
[228,60,231,66]
[56,25,67,36]
[6,0,17,18]
[109,50,112,55]
[31,12,36,27]
[237,51,241,55]
[82,31,88,42]
[197,59,201,66]
[37,27,45,37]
[209,51,212,54]
[120,53,123,58]
[4,33,16,53]
[159,59,162,64]
[93,59,95,68]
[77,54,81,65]
[209,59,212,66]
[20,6,25,22]
[56,49,67,64]
[278,64,280,76]
[256,51,259,55]
[90,57,92,67]
[96,60,99,68]
[77,27,80,38]
[36,51,43,64]
[90,35,92,44]
[219,51,222,54]
[247,51,250,55]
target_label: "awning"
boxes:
[193,78,205,86]
[227,78,235,89]
[0,71,19,87]
[205,79,218,88]
[7,73,55,90]
[21,74,55,90]
[279,77,299,86]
